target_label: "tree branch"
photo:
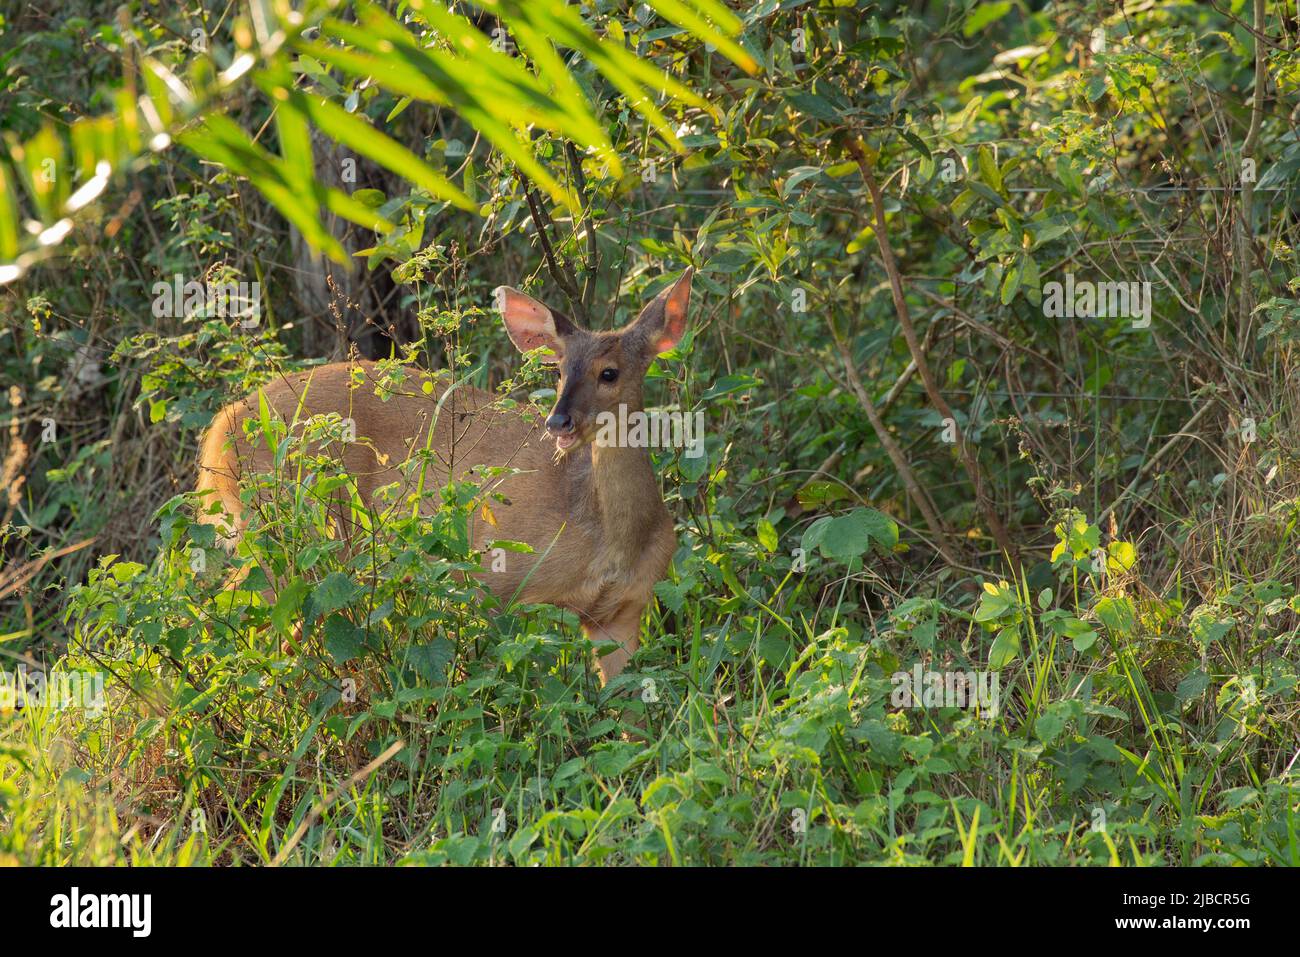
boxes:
[520,175,589,325]
[830,321,961,566]
[845,137,1020,568]
[566,141,600,316]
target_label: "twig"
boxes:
[269,738,406,866]
[879,316,944,415]
[832,326,961,566]
[845,137,1020,568]
[1097,401,1216,527]
[1236,0,1267,347]
[0,538,95,602]
[519,177,589,325]
[565,142,599,316]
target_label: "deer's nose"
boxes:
[546,412,574,434]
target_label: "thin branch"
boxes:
[565,142,600,316]
[845,137,1020,568]
[831,323,961,566]
[1097,401,1216,527]
[270,739,406,866]
[519,176,589,325]
[1236,0,1267,347]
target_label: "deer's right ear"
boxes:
[494,287,573,363]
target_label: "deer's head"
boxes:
[494,268,692,453]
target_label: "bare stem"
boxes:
[846,137,1020,568]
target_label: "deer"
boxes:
[196,267,693,688]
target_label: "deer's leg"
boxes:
[583,602,646,686]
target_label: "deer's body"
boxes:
[196,270,693,684]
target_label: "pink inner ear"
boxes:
[652,327,682,354]
[654,275,691,352]
[496,287,561,359]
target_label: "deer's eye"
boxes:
[599,368,619,383]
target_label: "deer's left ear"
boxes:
[494,286,577,362]
[629,267,693,357]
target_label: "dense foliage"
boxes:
[2,0,1298,865]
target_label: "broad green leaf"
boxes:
[977,145,1002,192]
[323,614,364,664]
[988,626,1020,668]
[310,572,365,619]
[408,638,456,681]
[964,1,1013,37]
[271,579,311,635]
[806,508,898,563]
[1095,596,1136,635]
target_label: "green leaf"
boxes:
[1189,612,1233,650]
[653,578,691,615]
[323,614,364,664]
[271,579,310,635]
[0,164,17,260]
[963,1,1013,36]
[679,445,709,482]
[757,634,792,668]
[1095,596,1136,635]
[310,572,365,619]
[1107,540,1137,573]
[1000,257,1023,304]
[977,145,1002,193]
[805,508,897,563]
[975,582,1014,622]
[280,86,475,212]
[699,373,761,401]
[408,638,455,682]
[178,117,349,263]
[110,561,146,584]
[782,165,824,197]
[988,626,1020,668]
[1034,707,1067,744]
[785,91,841,122]
[1071,628,1098,653]
[643,0,756,73]
[1176,667,1210,703]
[1055,156,1084,196]
[796,481,851,509]
[322,187,397,233]
[901,129,931,159]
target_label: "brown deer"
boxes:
[196,268,693,686]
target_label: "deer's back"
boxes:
[200,360,642,612]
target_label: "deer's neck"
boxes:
[586,424,666,562]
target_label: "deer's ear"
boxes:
[630,267,693,357]
[494,287,574,362]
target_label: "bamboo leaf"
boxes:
[643,0,757,73]
[281,87,476,212]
